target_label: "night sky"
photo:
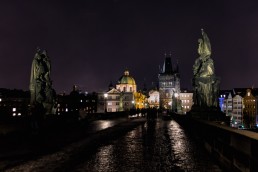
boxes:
[1,0,258,93]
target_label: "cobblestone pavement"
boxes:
[3,118,146,172]
[74,119,222,172]
[4,118,223,172]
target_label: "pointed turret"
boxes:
[162,53,173,74]
[175,59,179,73]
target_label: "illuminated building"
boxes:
[133,91,147,109]
[178,90,193,114]
[97,69,136,112]
[158,54,180,111]
[97,88,123,112]
[219,90,233,117]
[116,69,137,93]
[243,88,257,128]
[230,88,248,128]
[148,89,160,108]
[219,88,258,128]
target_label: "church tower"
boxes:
[158,53,180,111]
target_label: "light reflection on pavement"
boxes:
[74,119,222,172]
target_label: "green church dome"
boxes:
[118,70,136,85]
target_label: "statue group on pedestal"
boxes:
[29,48,56,115]
[192,29,220,108]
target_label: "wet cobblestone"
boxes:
[4,118,223,171]
[75,119,222,172]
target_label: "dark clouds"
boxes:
[0,0,258,93]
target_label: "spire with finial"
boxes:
[176,58,179,73]
[162,51,173,74]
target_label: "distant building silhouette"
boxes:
[0,88,30,119]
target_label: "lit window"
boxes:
[18,113,21,116]
[13,113,16,116]
[80,100,83,102]
[12,108,16,112]
[0,98,2,102]
[65,108,68,112]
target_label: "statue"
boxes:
[29,47,56,115]
[192,29,220,108]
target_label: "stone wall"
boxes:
[182,117,258,172]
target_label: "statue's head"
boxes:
[34,48,41,59]
[198,29,211,56]
[41,50,48,58]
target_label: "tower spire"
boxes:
[176,58,179,73]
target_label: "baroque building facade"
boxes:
[158,54,180,111]
[98,69,147,113]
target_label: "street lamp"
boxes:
[132,100,135,108]
[104,93,108,113]
[174,93,179,113]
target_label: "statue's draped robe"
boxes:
[29,50,55,114]
[193,30,220,108]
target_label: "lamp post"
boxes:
[130,100,135,117]
[174,93,179,113]
[132,100,135,108]
[104,93,108,113]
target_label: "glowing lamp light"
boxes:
[104,93,108,98]
[174,93,179,98]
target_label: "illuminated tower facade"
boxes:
[158,54,180,111]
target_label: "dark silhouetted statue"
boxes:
[192,29,220,108]
[30,48,56,115]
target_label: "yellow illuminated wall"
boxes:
[243,89,256,127]
[133,92,147,109]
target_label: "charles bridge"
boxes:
[0,112,257,172]
[1,30,258,172]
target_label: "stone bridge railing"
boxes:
[177,116,258,172]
